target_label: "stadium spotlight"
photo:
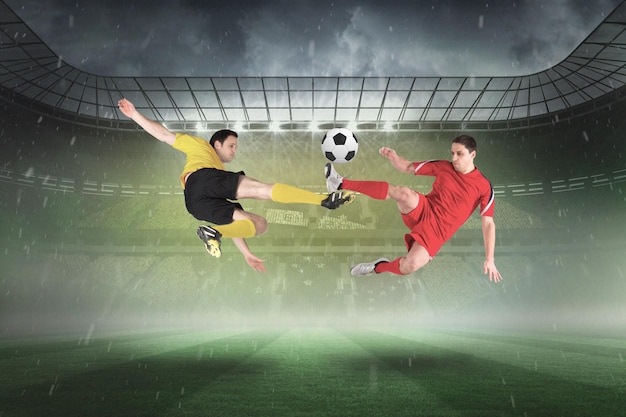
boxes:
[269,121,281,132]
[308,121,319,131]
[233,122,244,132]
[195,122,205,131]
[347,121,358,131]
[384,121,395,131]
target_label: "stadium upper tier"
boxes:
[2,1,626,131]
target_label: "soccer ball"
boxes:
[321,128,358,163]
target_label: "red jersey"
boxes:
[402,160,495,257]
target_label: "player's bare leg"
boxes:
[348,182,428,275]
[235,175,274,200]
[386,184,420,214]
[398,244,431,274]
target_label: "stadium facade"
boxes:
[1,1,625,326]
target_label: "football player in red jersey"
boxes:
[325,135,502,282]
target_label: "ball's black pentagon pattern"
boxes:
[345,150,356,161]
[332,132,347,146]
[325,151,337,161]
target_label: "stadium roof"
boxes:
[1,0,626,131]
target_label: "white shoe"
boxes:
[325,163,343,192]
[350,258,390,276]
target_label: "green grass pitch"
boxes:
[1,326,624,416]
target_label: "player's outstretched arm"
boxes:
[232,238,266,272]
[481,216,502,283]
[379,147,414,174]
[118,98,176,145]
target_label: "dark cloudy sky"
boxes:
[5,0,623,77]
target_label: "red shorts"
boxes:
[401,193,445,258]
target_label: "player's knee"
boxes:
[400,255,428,274]
[393,186,415,202]
[399,259,419,274]
[254,217,269,235]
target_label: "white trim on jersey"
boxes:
[413,160,437,174]
[480,188,495,216]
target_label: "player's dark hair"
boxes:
[210,129,238,147]
[452,135,477,153]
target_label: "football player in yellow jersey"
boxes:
[118,98,353,272]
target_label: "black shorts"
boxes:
[184,168,244,225]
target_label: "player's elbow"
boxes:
[159,131,177,145]
[481,216,495,229]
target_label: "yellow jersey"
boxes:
[172,133,224,188]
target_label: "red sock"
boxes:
[374,258,406,275]
[342,179,389,200]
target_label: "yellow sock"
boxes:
[271,183,325,205]
[213,219,256,238]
